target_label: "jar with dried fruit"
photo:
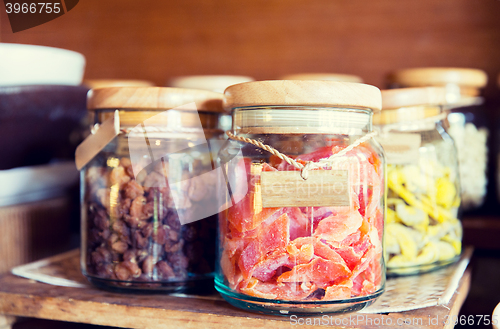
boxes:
[373,87,462,276]
[216,81,385,315]
[388,68,489,212]
[78,87,224,292]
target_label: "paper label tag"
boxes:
[376,133,421,165]
[75,110,120,170]
[260,170,351,208]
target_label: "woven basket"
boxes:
[0,197,71,274]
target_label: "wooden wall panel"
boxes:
[1,0,500,94]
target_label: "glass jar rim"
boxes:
[373,105,442,126]
[233,106,371,135]
[93,108,221,133]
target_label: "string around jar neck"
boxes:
[225,130,378,180]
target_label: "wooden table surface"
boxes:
[0,265,471,329]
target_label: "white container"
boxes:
[0,43,86,86]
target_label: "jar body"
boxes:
[380,120,462,275]
[81,109,221,292]
[216,107,385,315]
[446,101,489,211]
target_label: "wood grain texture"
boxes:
[0,268,471,329]
[1,0,500,96]
[223,80,382,110]
[389,68,488,88]
[380,87,447,109]
[87,87,224,112]
[0,198,71,274]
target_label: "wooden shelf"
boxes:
[0,263,471,329]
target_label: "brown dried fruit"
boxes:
[120,158,132,168]
[112,241,128,254]
[168,229,179,242]
[164,239,184,253]
[123,260,141,278]
[117,198,131,217]
[141,223,154,238]
[142,255,157,275]
[130,196,153,221]
[93,211,109,231]
[133,230,149,249]
[112,220,130,237]
[153,225,168,245]
[95,263,114,278]
[165,212,181,230]
[114,263,131,281]
[123,214,142,228]
[157,261,175,279]
[85,156,216,287]
[107,233,119,245]
[123,250,137,263]
[123,180,144,200]
[110,166,131,187]
[91,247,111,265]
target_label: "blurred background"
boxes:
[1,0,500,93]
[1,0,500,328]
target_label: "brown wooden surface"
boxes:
[0,266,471,329]
[1,0,500,96]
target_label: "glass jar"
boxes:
[374,87,462,276]
[388,68,489,211]
[78,87,224,292]
[216,81,385,315]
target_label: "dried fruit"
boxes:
[220,145,384,300]
[84,157,217,288]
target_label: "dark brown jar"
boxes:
[78,87,224,292]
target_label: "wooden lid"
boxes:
[224,80,381,111]
[83,79,155,89]
[373,106,441,125]
[280,73,363,83]
[168,75,254,93]
[87,87,224,113]
[389,67,487,88]
[381,87,448,110]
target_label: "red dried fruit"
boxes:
[276,257,350,283]
[220,145,383,301]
